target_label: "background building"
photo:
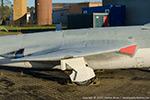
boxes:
[35,0,52,25]
[13,0,27,21]
[69,2,102,15]
[52,3,70,24]
[26,12,31,23]
[52,3,70,11]
[67,13,109,29]
[53,2,102,24]
[82,5,126,26]
[53,9,69,24]
[103,0,150,25]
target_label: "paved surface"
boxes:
[0,66,150,100]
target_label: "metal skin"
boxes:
[0,24,150,84]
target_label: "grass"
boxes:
[0,24,67,36]
[0,31,22,36]
[0,24,67,30]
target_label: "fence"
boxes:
[6,20,36,27]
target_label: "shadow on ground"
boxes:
[0,66,70,85]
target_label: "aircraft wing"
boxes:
[12,40,137,61]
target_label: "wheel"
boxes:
[74,78,94,86]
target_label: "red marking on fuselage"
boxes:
[120,45,137,55]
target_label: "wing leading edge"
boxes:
[13,40,137,61]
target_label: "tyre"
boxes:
[74,78,94,86]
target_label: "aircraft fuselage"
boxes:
[0,25,150,70]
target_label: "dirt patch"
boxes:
[0,68,150,100]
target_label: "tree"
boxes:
[30,6,35,11]
[0,5,11,23]
[27,6,30,12]
[27,6,35,12]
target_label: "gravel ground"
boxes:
[0,66,150,100]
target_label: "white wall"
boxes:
[53,9,69,24]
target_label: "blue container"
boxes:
[82,5,126,26]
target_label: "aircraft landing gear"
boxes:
[64,70,100,86]
[74,77,100,86]
[74,78,94,86]
[66,76,100,86]
[61,57,96,86]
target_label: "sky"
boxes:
[9,0,102,7]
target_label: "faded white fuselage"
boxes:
[0,25,150,70]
